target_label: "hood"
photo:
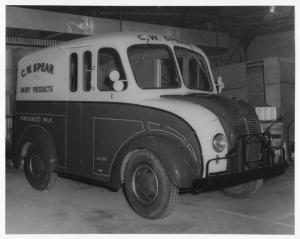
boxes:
[161,93,260,148]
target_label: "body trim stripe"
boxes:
[147,121,186,142]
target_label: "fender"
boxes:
[13,125,57,170]
[110,134,199,190]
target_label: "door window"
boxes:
[97,48,126,91]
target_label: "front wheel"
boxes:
[124,149,178,219]
[221,179,263,198]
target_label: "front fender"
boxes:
[110,135,198,190]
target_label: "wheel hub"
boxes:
[29,151,45,179]
[132,164,159,205]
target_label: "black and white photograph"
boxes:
[3,2,296,236]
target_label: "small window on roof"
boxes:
[70,53,78,92]
[83,51,92,91]
[97,48,127,91]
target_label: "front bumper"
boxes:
[193,133,289,191]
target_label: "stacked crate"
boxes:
[264,57,295,117]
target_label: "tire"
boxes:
[124,149,178,219]
[24,143,57,191]
[221,179,263,198]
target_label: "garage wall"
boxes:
[247,31,294,60]
[210,37,246,69]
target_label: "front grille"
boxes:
[232,116,261,135]
[232,116,261,166]
[232,118,247,136]
[247,117,261,134]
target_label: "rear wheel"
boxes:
[124,149,178,219]
[221,179,263,198]
[24,143,57,191]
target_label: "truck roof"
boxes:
[19,31,202,62]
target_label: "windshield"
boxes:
[128,44,181,89]
[174,47,213,91]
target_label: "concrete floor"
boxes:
[6,163,294,234]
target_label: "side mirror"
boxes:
[109,70,126,92]
[216,76,225,94]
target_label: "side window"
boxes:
[188,58,198,88]
[188,57,211,90]
[83,51,92,91]
[97,48,126,91]
[70,53,78,92]
[197,60,211,90]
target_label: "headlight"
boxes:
[212,133,227,152]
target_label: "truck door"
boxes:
[66,47,92,174]
[80,46,127,177]
[78,48,97,175]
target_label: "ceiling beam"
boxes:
[6,6,230,50]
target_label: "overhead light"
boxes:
[270,6,276,13]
